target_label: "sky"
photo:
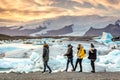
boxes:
[0,0,120,25]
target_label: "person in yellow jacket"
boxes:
[74,44,86,72]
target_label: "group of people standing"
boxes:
[42,43,97,73]
[64,43,97,73]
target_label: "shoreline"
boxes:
[0,72,120,80]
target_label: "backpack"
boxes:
[84,49,86,54]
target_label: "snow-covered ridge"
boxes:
[29,15,119,36]
[0,15,119,36]
[84,19,120,36]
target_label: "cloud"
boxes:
[0,6,69,21]
[0,0,54,9]
[66,7,110,17]
[0,0,66,21]
[34,0,54,6]
[0,0,120,25]
[106,0,120,5]
[72,0,120,9]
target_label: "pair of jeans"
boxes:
[90,59,96,72]
[65,58,74,71]
[43,61,52,72]
[74,58,83,71]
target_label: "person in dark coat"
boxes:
[88,43,97,73]
[42,43,52,73]
[64,44,74,72]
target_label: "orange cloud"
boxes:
[0,6,69,22]
[0,0,54,9]
[34,0,54,6]
[73,7,106,16]
[0,0,68,22]
[72,0,120,9]
[0,0,120,25]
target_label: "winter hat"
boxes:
[44,44,48,47]
[91,43,94,48]
[68,44,72,47]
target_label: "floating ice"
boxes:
[94,32,113,45]
[97,50,120,72]
[0,39,120,73]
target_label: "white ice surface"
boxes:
[0,40,120,73]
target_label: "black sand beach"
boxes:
[0,72,120,80]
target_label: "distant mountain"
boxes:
[84,20,120,36]
[0,34,12,40]
[33,24,73,36]
[29,15,119,36]
[0,26,46,36]
[0,15,119,36]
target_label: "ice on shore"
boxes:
[98,50,120,72]
[0,40,120,73]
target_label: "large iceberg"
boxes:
[101,32,113,40]
[94,32,113,44]
[94,32,118,49]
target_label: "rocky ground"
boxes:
[0,72,120,80]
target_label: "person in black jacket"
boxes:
[42,43,52,73]
[88,43,97,73]
[64,44,74,72]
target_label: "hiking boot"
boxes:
[79,70,82,72]
[49,70,52,73]
[91,71,95,73]
[63,70,67,72]
[72,69,75,72]
[42,71,45,73]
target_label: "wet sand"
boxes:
[0,72,120,80]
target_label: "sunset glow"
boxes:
[0,0,120,25]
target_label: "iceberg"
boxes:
[98,50,120,72]
[94,32,113,44]
[94,32,118,48]
[101,32,113,40]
